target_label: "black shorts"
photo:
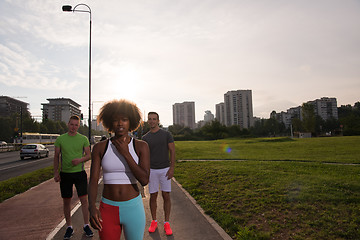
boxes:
[60,171,88,198]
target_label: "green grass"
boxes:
[1,136,360,239]
[0,166,54,203]
[174,136,360,239]
[175,136,360,164]
[175,161,360,239]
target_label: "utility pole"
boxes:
[12,96,27,143]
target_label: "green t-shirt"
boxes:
[54,133,90,173]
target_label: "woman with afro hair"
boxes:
[88,99,150,240]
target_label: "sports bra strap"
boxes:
[101,139,110,159]
[132,138,138,156]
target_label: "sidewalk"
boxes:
[0,161,232,240]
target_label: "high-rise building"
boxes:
[307,97,338,120]
[224,90,254,129]
[272,106,301,128]
[215,102,225,125]
[204,110,214,122]
[91,119,105,131]
[273,97,338,128]
[172,101,196,129]
[0,96,29,117]
[41,98,81,123]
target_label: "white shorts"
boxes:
[148,167,171,194]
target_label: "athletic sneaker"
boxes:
[83,225,94,237]
[164,222,173,236]
[63,226,73,239]
[148,220,158,232]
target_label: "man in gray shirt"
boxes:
[142,112,175,236]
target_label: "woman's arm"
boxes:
[88,141,104,231]
[135,140,150,186]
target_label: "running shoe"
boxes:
[164,222,173,236]
[148,220,158,233]
[83,225,94,237]
[63,226,73,239]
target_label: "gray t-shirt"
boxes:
[142,129,174,169]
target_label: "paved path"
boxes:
[0,161,232,240]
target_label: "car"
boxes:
[0,141,7,146]
[20,144,49,160]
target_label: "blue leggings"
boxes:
[99,195,145,240]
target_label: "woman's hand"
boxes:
[112,136,130,157]
[89,206,103,231]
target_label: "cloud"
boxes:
[1,0,360,125]
[0,42,80,90]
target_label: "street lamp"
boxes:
[62,4,92,145]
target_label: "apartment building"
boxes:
[0,96,29,117]
[204,110,214,122]
[172,101,196,129]
[274,97,338,128]
[307,97,338,120]
[224,90,254,129]
[272,106,302,128]
[41,98,81,123]
[215,102,225,125]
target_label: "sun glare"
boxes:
[111,65,142,99]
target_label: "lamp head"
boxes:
[62,5,73,12]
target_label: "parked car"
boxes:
[0,141,7,146]
[20,144,49,160]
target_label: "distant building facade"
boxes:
[92,119,105,131]
[224,90,254,129]
[197,110,215,128]
[307,97,338,120]
[271,106,301,129]
[215,102,225,125]
[272,97,338,128]
[41,98,81,123]
[0,96,29,117]
[204,110,214,122]
[172,101,196,129]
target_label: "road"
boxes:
[0,145,55,181]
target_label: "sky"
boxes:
[1,0,359,127]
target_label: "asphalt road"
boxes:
[0,145,55,181]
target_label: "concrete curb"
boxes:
[172,177,232,240]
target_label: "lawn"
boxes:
[174,136,360,239]
[1,136,359,239]
[0,166,54,203]
[175,136,360,164]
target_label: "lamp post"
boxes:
[62,4,92,145]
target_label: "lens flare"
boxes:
[221,143,232,153]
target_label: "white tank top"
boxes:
[102,138,139,184]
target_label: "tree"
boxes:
[168,124,187,135]
[302,103,316,134]
[322,117,340,135]
[354,102,360,112]
[226,125,241,138]
[200,120,228,139]
[0,117,14,142]
[264,118,279,136]
[291,118,303,133]
[338,103,360,136]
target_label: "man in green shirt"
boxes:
[54,115,93,239]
